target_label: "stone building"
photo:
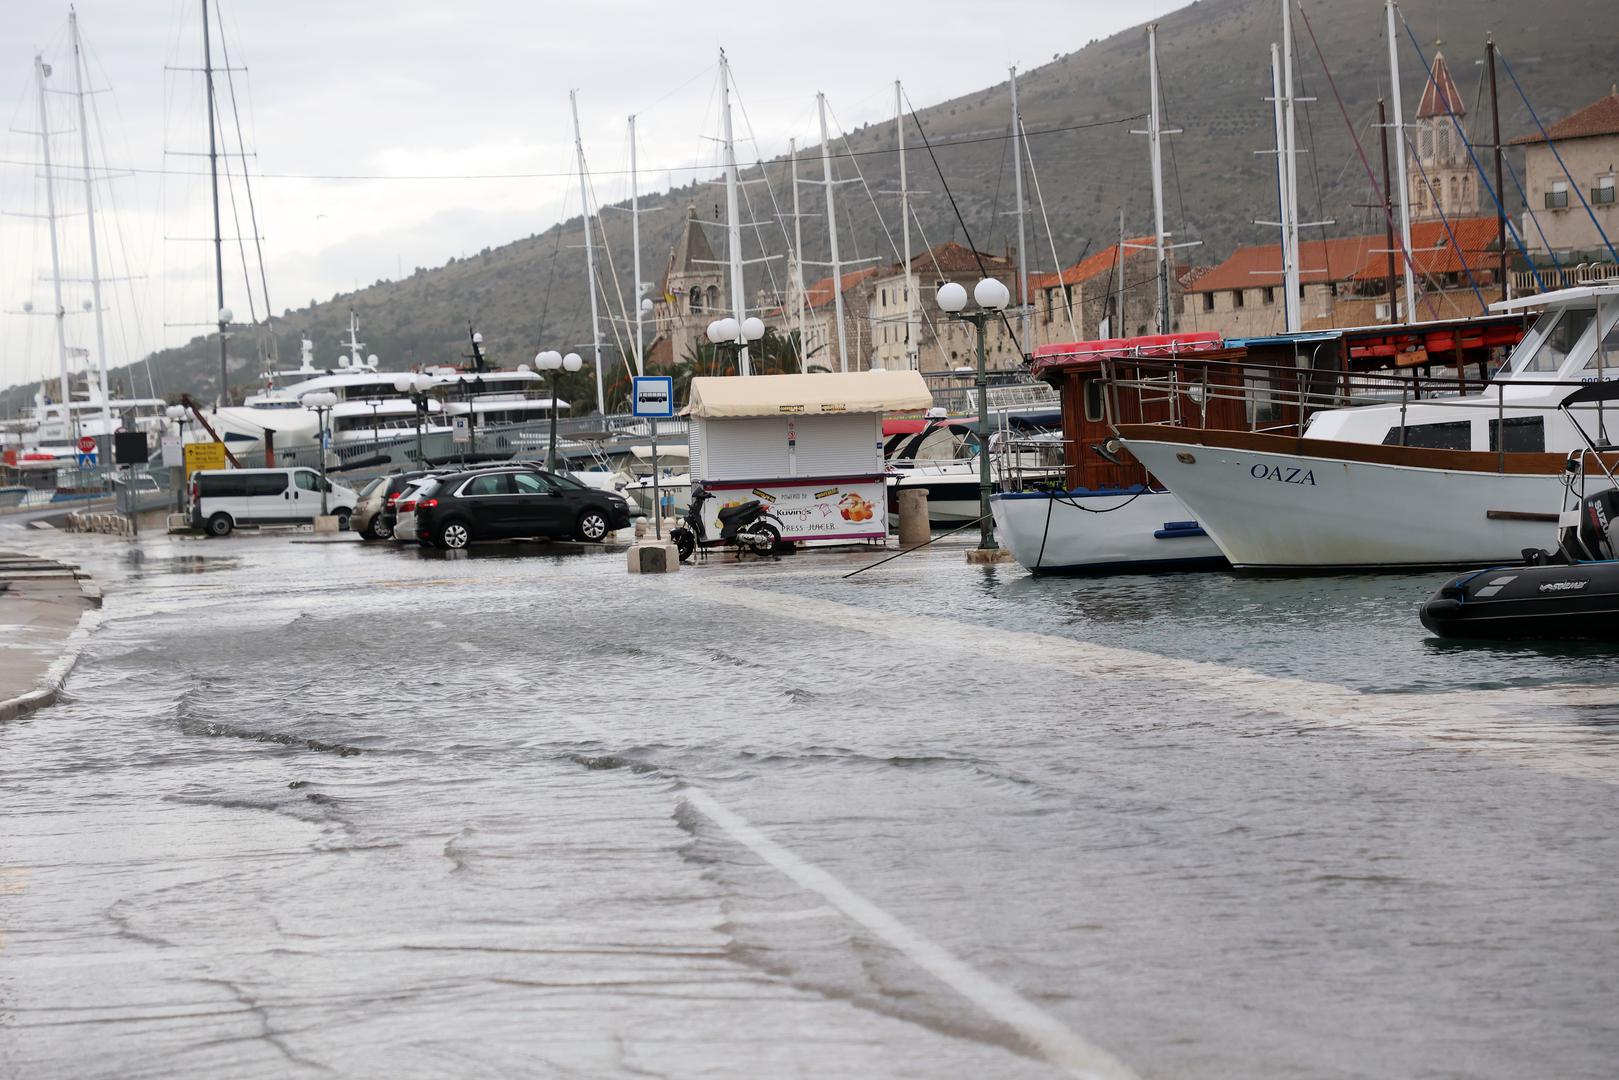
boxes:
[786,264,879,373]
[646,206,726,368]
[1509,89,1619,258]
[1410,52,1480,222]
[860,242,1020,374]
[1184,217,1500,337]
[1025,237,1168,345]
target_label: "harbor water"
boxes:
[1,531,1616,1079]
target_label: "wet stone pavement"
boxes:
[1,529,1617,1079]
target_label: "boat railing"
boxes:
[927,373,1060,416]
[1098,354,1504,438]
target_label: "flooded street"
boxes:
[3,531,1618,1079]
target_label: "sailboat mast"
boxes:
[1378,98,1399,325]
[1010,66,1030,354]
[896,81,916,370]
[1269,43,1297,331]
[790,137,807,367]
[1115,208,1126,337]
[1147,25,1170,335]
[719,50,749,376]
[570,90,606,413]
[1280,0,1302,332]
[1487,36,1507,302]
[33,55,72,422]
[69,13,111,440]
[1386,0,1417,321]
[629,113,644,376]
[817,92,848,372]
[202,0,228,406]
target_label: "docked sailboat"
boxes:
[1122,283,1618,570]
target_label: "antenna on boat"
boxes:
[68,12,112,442]
[466,324,487,373]
[817,92,849,372]
[570,89,607,410]
[344,310,368,369]
[200,0,230,406]
[895,82,918,370]
[1386,0,1418,322]
[629,113,645,377]
[299,333,315,371]
[719,51,750,376]
[1009,66,1031,355]
[32,54,74,428]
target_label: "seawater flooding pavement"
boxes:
[1,530,1617,1079]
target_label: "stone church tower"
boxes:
[1410,51,1479,221]
[648,205,725,368]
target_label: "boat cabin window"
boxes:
[1489,416,1545,453]
[1515,306,1595,374]
[1578,306,1619,372]
[1381,419,1471,450]
[1083,379,1106,423]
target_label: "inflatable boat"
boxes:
[1421,422,1619,640]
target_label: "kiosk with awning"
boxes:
[686,370,932,546]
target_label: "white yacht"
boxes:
[1121,283,1619,570]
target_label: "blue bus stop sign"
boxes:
[631,376,675,418]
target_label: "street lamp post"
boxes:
[705,316,766,374]
[366,398,382,459]
[534,350,584,472]
[165,404,188,513]
[392,373,436,465]
[935,279,1009,552]
[301,391,338,516]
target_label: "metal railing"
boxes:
[927,373,1060,416]
[1512,262,1619,295]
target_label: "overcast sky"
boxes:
[0,0,1186,392]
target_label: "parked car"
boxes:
[412,467,632,549]
[353,470,430,541]
[391,477,440,546]
[190,467,359,536]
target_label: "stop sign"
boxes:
[78,435,96,454]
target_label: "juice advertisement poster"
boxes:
[702,478,888,541]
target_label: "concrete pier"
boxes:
[0,551,100,722]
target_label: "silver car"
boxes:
[390,477,440,545]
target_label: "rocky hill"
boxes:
[11,0,1609,413]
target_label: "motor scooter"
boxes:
[671,485,783,562]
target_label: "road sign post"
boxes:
[632,376,676,540]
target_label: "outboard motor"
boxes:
[1558,486,1619,562]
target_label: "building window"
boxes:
[1202,292,1214,312]
[1262,286,1276,306]
[881,288,888,305]
[1595,176,1616,205]
[707,285,719,311]
[1546,181,1570,210]
[690,286,703,313]
[1233,289,1246,309]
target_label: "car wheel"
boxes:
[206,513,233,537]
[576,509,609,542]
[335,509,352,531]
[438,520,471,550]
[367,516,393,541]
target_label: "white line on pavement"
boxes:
[684,787,1139,1080]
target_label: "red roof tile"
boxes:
[803,266,878,310]
[1509,90,1619,145]
[1415,52,1465,119]
[1027,237,1154,290]
[1188,217,1499,292]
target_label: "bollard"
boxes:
[626,539,680,575]
[897,488,930,548]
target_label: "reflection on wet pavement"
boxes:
[1,529,1617,1078]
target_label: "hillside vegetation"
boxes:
[11,0,1608,413]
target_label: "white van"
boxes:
[190,468,359,536]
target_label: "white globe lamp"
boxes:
[741,316,766,342]
[974,278,1010,310]
[218,307,233,324]
[936,282,967,313]
[562,352,583,373]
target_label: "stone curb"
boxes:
[0,570,104,725]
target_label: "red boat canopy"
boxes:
[1030,331,1225,378]
[882,418,931,436]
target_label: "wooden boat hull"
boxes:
[1119,427,1585,571]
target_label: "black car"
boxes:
[413,468,633,549]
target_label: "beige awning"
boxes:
[685,370,932,419]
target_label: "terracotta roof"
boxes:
[1188,217,1498,292]
[1509,90,1619,145]
[1415,52,1465,119]
[907,241,1016,277]
[1027,237,1154,290]
[803,266,878,310]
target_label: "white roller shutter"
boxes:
[793,413,882,475]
